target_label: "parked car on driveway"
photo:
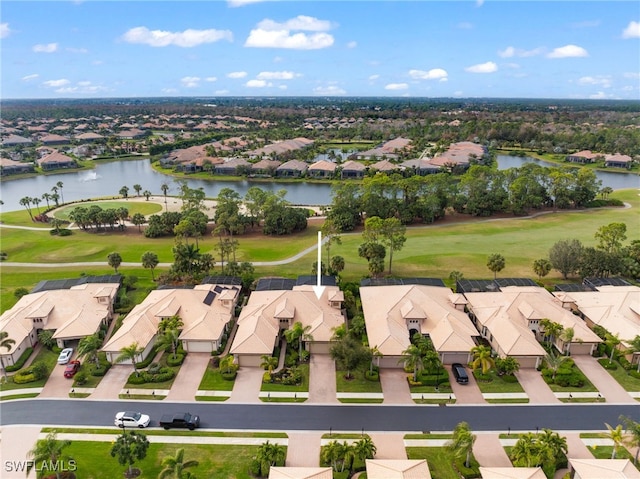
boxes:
[452,363,469,384]
[114,411,151,429]
[63,360,81,378]
[57,348,74,365]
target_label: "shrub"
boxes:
[134,354,155,370]
[147,363,162,374]
[74,372,87,385]
[618,357,632,370]
[365,370,379,381]
[501,374,518,383]
[598,358,617,370]
[210,355,220,368]
[629,370,640,379]
[221,371,237,381]
[262,372,272,383]
[89,360,111,377]
[31,361,48,380]
[5,347,34,372]
[166,353,185,367]
[13,371,37,384]
[127,367,175,384]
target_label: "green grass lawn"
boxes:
[598,360,640,392]
[406,447,480,479]
[53,200,163,221]
[0,348,58,391]
[260,364,309,393]
[546,363,598,393]
[336,370,382,393]
[587,446,639,467]
[472,370,525,394]
[42,427,287,438]
[63,441,265,479]
[197,366,236,391]
[123,353,181,390]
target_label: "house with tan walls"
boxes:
[464,286,601,368]
[101,284,240,363]
[554,285,640,366]
[569,459,640,479]
[230,285,345,367]
[360,284,479,367]
[365,459,430,478]
[0,282,119,366]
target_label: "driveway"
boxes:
[165,353,210,402]
[308,354,338,404]
[515,369,559,404]
[473,433,512,467]
[228,367,263,403]
[571,355,635,403]
[369,433,408,459]
[448,367,485,404]
[380,370,413,404]
[40,362,76,398]
[285,431,322,466]
[89,365,131,400]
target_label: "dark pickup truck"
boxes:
[158,412,200,430]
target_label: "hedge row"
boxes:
[127,367,175,384]
[5,347,34,372]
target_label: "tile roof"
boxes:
[569,459,640,479]
[268,467,333,479]
[480,467,546,479]
[365,459,430,479]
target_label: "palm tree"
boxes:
[284,321,313,358]
[619,415,640,465]
[510,433,540,468]
[141,251,159,280]
[27,432,72,479]
[253,441,286,476]
[627,336,640,373]
[107,252,123,273]
[42,192,52,210]
[0,331,16,381]
[77,333,103,368]
[605,423,625,459]
[537,428,568,471]
[605,333,621,364]
[20,196,34,221]
[155,329,181,360]
[219,355,235,374]
[369,345,382,374]
[498,356,520,376]
[32,196,41,215]
[560,327,575,356]
[56,181,64,204]
[158,448,199,479]
[471,345,495,374]
[119,186,130,199]
[540,319,563,350]
[321,440,347,472]
[400,344,423,382]
[353,436,377,462]
[116,342,145,375]
[423,349,442,375]
[260,355,278,374]
[133,184,142,197]
[544,351,569,382]
[447,421,476,468]
[161,182,170,211]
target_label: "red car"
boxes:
[64,360,81,378]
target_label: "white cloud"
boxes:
[227,71,247,78]
[42,79,70,88]
[385,83,409,90]
[624,72,640,79]
[205,76,218,82]
[347,41,357,48]
[22,74,39,81]
[162,88,179,94]
[256,71,296,80]
[578,76,612,88]
[547,44,588,58]
[246,79,271,88]
[278,85,287,90]
[245,15,334,49]
[227,0,265,7]
[368,74,380,81]
[66,47,88,54]
[476,0,484,6]
[465,61,497,73]
[498,46,544,58]
[408,68,448,81]
[181,76,201,88]
[313,85,346,95]
[215,89,230,95]
[622,21,640,39]
[33,43,58,53]
[589,91,610,99]
[121,26,232,47]
[273,56,284,63]
[1,23,11,39]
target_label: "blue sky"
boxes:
[1,1,639,99]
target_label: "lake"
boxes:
[0,156,637,213]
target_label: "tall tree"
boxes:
[619,415,640,465]
[595,222,627,254]
[401,344,424,382]
[605,332,621,364]
[330,336,372,380]
[116,342,145,375]
[77,333,102,368]
[161,182,170,211]
[471,345,495,374]
[27,432,72,479]
[447,421,476,468]
[251,441,286,477]
[56,181,64,204]
[119,186,130,199]
[158,448,199,479]
[559,327,575,356]
[549,239,583,279]
[533,258,552,279]
[20,197,34,221]
[381,217,406,274]
[107,252,123,273]
[487,253,506,279]
[141,251,159,280]
[131,213,146,232]
[0,331,16,381]
[540,319,564,349]
[133,184,142,197]
[110,430,149,478]
[605,423,624,459]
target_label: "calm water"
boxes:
[0,156,638,212]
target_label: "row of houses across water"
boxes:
[1,274,638,371]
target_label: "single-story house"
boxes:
[464,286,601,368]
[370,159,402,174]
[365,459,430,479]
[251,159,281,176]
[230,285,345,367]
[431,141,486,171]
[480,467,545,479]
[117,128,148,139]
[102,284,240,363]
[360,285,479,367]
[0,282,120,366]
[74,132,105,142]
[401,158,441,175]
[340,160,366,179]
[269,467,332,479]
[356,137,412,160]
[247,137,314,158]
[565,150,599,164]
[38,152,78,171]
[0,157,35,176]
[554,285,640,366]
[569,459,640,479]
[308,160,336,178]
[2,134,33,147]
[604,153,633,169]
[214,157,251,175]
[39,134,69,145]
[276,160,308,178]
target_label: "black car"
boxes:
[452,363,469,384]
[159,412,200,430]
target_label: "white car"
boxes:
[114,411,151,429]
[57,348,74,365]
